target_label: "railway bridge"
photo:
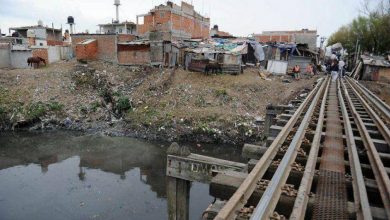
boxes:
[166,77,390,220]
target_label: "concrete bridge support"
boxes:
[167,176,191,220]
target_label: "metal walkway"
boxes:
[313,81,348,219]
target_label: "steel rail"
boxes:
[345,79,390,151]
[341,80,390,219]
[346,79,390,146]
[250,76,327,220]
[289,77,330,219]
[214,78,325,220]
[339,79,372,220]
[348,78,390,122]
[287,76,330,220]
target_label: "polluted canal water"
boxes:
[0,131,243,220]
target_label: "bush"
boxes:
[79,105,88,114]
[0,105,6,120]
[215,88,228,97]
[116,96,132,113]
[214,88,231,104]
[47,101,64,112]
[99,88,113,103]
[26,102,46,120]
[90,101,101,112]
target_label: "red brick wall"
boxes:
[117,44,150,65]
[154,11,172,26]
[32,48,48,63]
[47,40,63,46]
[138,10,210,39]
[75,40,98,61]
[117,34,136,42]
[138,14,154,35]
[28,37,36,46]
[0,43,10,49]
[256,34,292,43]
[71,34,117,62]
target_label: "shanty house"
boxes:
[264,43,317,74]
[361,55,390,82]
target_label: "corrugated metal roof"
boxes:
[361,55,390,67]
[117,41,150,46]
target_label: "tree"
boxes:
[327,0,390,55]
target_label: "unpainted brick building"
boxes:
[254,29,318,50]
[137,1,210,40]
[117,34,137,42]
[71,34,118,63]
[31,48,49,63]
[75,39,98,61]
[117,42,151,65]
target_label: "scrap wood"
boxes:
[353,61,363,79]
[258,71,270,80]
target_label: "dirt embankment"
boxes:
[0,60,317,144]
[360,80,390,106]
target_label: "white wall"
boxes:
[10,50,32,68]
[0,48,11,68]
[48,46,61,63]
[60,46,73,60]
[267,60,288,75]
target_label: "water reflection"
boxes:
[0,131,242,220]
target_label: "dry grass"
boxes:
[360,81,390,105]
[0,60,318,143]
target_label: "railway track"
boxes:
[213,76,390,220]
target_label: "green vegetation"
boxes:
[90,101,101,112]
[328,0,390,54]
[98,88,112,103]
[214,88,228,97]
[0,105,6,121]
[47,101,64,112]
[116,96,132,113]
[195,94,206,107]
[25,102,47,120]
[215,88,231,104]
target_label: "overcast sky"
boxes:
[0,0,379,41]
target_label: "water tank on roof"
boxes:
[67,16,74,24]
[38,20,43,27]
[114,0,120,5]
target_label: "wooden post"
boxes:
[167,176,191,220]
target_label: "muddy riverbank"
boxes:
[0,60,318,145]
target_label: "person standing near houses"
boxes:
[338,59,345,78]
[306,64,314,76]
[292,65,301,80]
[330,59,339,81]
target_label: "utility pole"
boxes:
[320,36,326,64]
[354,37,359,66]
[320,36,326,50]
